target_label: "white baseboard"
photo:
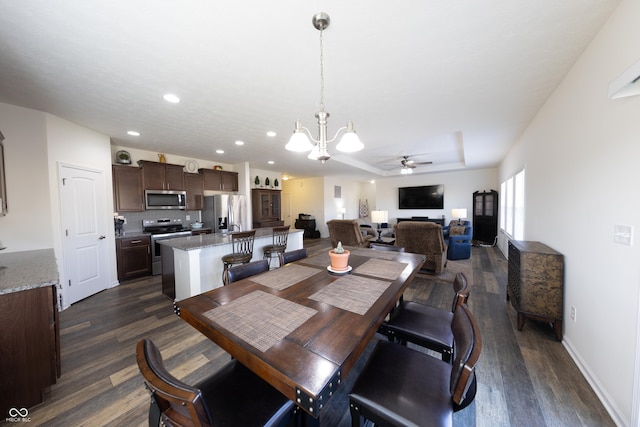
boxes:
[563,337,628,426]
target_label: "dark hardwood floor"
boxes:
[23,239,614,426]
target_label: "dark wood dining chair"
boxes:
[278,248,308,266]
[378,272,470,362]
[226,259,269,284]
[262,225,290,268]
[136,338,297,427]
[221,230,256,285]
[349,304,482,427]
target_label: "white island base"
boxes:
[160,229,304,301]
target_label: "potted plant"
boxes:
[328,241,350,271]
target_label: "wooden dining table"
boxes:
[175,246,425,423]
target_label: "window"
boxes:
[500,168,525,240]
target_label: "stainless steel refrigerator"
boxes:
[203,195,249,233]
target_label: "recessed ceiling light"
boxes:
[268,161,275,164]
[127,130,140,136]
[266,131,277,137]
[235,140,244,146]
[216,149,224,154]
[163,94,180,103]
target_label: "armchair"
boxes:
[394,221,447,274]
[447,224,473,260]
[442,220,471,240]
[327,219,375,248]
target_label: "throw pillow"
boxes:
[450,225,466,235]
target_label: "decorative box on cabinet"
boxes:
[116,235,152,281]
[112,165,144,212]
[507,240,564,341]
[252,189,284,228]
[473,190,498,244]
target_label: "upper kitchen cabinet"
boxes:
[184,172,204,210]
[199,169,238,192]
[138,160,185,191]
[112,165,144,212]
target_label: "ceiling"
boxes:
[0,1,619,181]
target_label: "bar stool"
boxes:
[221,230,256,285]
[262,225,290,269]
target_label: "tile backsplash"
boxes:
[115,210,203,234]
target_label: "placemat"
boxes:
[204,291,317,352]
[309,275,392,315]
[353,259,408,280]
[350,248,399,260]
[251,264,320,290]
[302,252,331,267]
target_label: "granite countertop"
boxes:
[160,228,303,251]
[0,248,60,295]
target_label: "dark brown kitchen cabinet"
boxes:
[0,285,60,416]
[138,160,185,190]
[200,169,238,192]
[112,165,144,212]
[116,235,151,281]
[252,189,284,228]
[184,172,204,210]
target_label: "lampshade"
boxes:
[335,122,364,152]
[371,210,388,224]
[339,207,346,214]
[285,122,314,152]
[451,208,467,219]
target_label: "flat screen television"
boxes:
[398,184,444,209]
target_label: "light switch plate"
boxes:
[614,224,633,246]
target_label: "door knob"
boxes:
[99,235,106,240]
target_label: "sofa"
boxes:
[327,219,375,248]
[394,221,447,274]
[356,218,394,239]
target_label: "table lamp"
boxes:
[451,208,467,225]
[339,207,346,219]
[370,210,388,242]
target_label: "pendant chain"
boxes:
[319,28,325,112]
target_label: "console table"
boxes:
[396,217,445,226]
[507,240,564,340]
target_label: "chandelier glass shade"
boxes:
[285,12,363,163]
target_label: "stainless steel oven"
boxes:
[143,219,192,275]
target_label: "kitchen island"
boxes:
[0,249,60,416]
[160,228,304,300]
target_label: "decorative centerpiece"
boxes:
[265,177,270,187]
[255,176,260,187]
[328,241,350,272]
[274,178,279,188]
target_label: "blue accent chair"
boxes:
[447,224,473,260]
[442,220,471,240]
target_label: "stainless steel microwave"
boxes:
[144,190,187,210]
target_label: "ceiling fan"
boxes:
[399,156,432,174]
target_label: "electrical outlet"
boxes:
[186,215,191,221]
[570,306,576,322]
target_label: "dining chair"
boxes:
[378,272,470,363]
[136,338,297,427]
[221,230,256,285]
[262,225,290,268]
[226,259,269,284]
[349,304,482,427]
[278,248,308,266]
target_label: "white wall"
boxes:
[499,0,640,423]
[0,103,53,252]
[282,177,325,234]
[374,168,498,225]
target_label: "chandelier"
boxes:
[285,12,363,163]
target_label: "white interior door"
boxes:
[60,164,109,304]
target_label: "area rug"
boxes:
[403,257,473,304]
